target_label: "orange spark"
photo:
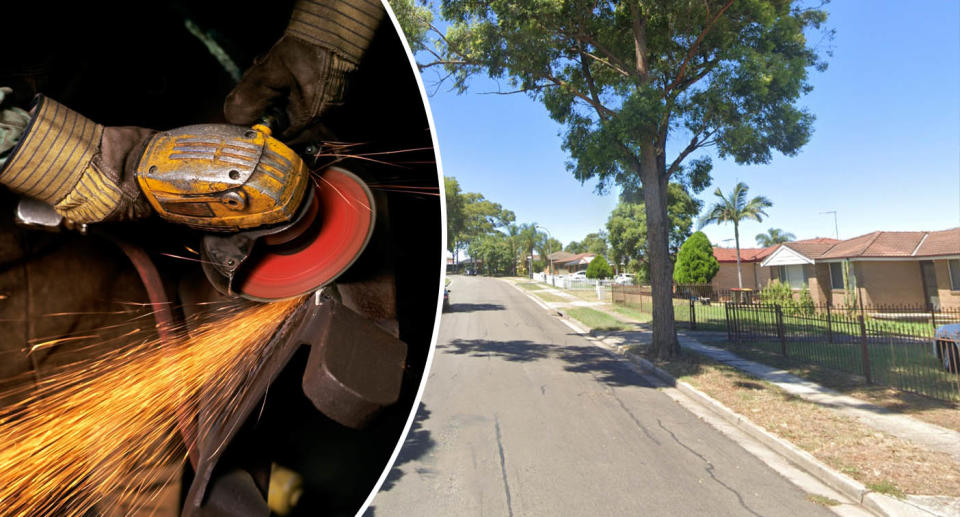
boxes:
[0,297,304,516]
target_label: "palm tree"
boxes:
[755,228,795,247]
[699,182,773,289]
[504,223,521,276]
[517,223,545,278]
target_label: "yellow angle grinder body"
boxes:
[136,123,375,300]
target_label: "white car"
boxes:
[570,271,587,280]
[614,273,635,285]
[934,323,960,373]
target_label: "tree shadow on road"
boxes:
[377,403,437,494]
[447,303,505,313]
[441,338,656,388]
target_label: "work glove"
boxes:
[0,87,30,162]
[0,94,154,223]
[0,93,310,229]
[223,0,385,139]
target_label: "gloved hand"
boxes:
[223,0,385,139]
[0,87,30,161]
[0,93,310,229]
[0,94,154,223]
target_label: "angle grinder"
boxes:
[134,119,375,301]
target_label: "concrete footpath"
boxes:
[510,279,960,517]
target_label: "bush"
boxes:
[585,255,613,279]
[759,280,793,306]
[673,232,719,284]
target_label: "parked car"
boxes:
[614,273,635,285]
[570,271,587,280]
[934,323,960,373]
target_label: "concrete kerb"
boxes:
[502,278,939,517]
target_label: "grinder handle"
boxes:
[252,103,289,137]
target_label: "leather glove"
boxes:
[223,0,385,138]
[0,95,154,223]
[0,87,30,161]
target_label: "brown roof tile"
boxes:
[780,238,841,259]
[915,228,960,257]
[713,247,776,263]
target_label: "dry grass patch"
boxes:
[654,352,960,497]
[516,282,544,291]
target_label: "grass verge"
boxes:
[534,292,568,303]
[690,333,960,432]
[517,282,543,291]
[566,307,634,332]
[611,305,653,324]
[644,349,960,497]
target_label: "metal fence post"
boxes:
[930,308,937,330]
[690,297,697,330]
[826,303,833,344]
[857,314,872,384]
[775,304,787,357]
[725,302,732,341]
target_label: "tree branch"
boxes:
[543,73,616,118]
[666,129,715,177]
[630,4,649,82]
[577,43,610,121]
[664,0,734,95]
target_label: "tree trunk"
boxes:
[734,223,743,289]
[638,141,679,359]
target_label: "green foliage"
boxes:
[467,232,513,276]
[699,182,773,289]
[444,177,466,256]
[585,255,613,279]
[673,232,719,284]
[389,0,433,54]
[755,227,796,247]
[532,259,546,273]
[758,280,814,316]
[760,280,794,306]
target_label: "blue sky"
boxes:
[423,1,960,250]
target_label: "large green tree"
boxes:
[444,177,466,265]
[420,1,828,358]
[699,182,773,289]
[608,182,701,276]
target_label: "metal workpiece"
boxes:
[135,124,309,231]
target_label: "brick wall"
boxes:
[934,260,960,309]
[856,261,926,306]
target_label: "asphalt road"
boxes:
[368,276,834,516]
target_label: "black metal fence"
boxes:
[725,303,960,402]
[610,284,960,402]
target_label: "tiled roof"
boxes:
[782,238,842,260]
[779,228,959,260]
[547,251,577,262]
[712,247,775,263]
[558,252,595,265]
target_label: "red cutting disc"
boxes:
[238,167,375,301]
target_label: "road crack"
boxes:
[494,414,514,517]
[657,418,762,517]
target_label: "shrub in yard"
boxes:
[586,255,613,279]
[759,280,794,306]
[796,285,815,316]
[673,232,719,285]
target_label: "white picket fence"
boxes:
[533,272,614,290]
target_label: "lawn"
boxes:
[517,282,543,291]
[533,291,568,303]
[566,307,634,332]
[611,305,653,324]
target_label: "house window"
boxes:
[777,265,806,288]
[830,262,845,290]
[950,259,960,291]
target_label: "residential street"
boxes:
[368,276,835,516]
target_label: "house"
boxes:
[759,228,960,309]
[710,246,776,290]
[547,251,596,274]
